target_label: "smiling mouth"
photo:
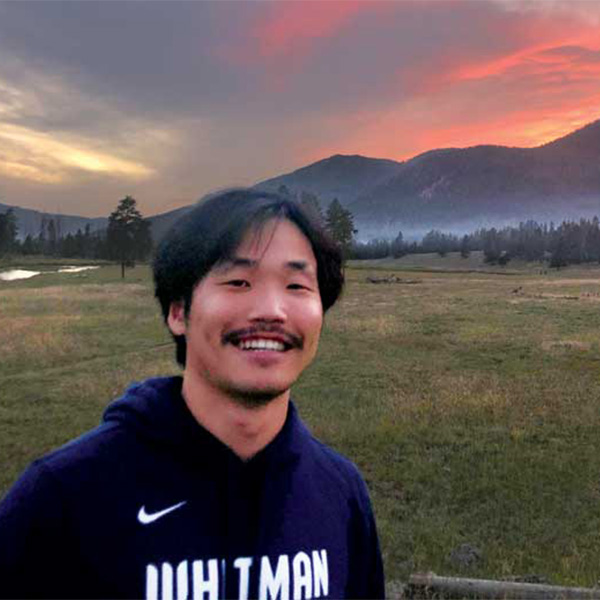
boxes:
[237,338,288,352]
[223,327,302,351]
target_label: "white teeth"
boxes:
[239,339,285,351]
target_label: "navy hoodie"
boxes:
[0,377,384,599]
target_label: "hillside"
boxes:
[146,204,195,243]
[5,119,600,242]
[0,202,107,240]
[351,120,600,237]
[254,154,403,207]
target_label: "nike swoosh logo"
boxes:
[137,501,187,525]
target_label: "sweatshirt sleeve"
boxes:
[0,461,71,599]
[346,474,386,599]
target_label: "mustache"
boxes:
[222,325,303,349]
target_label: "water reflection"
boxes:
[0,265,100,282]
[0,269,41,281]
[57,266,100,274]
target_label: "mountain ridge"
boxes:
[4,119,600,241]
[0,202,107,241]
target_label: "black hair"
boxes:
[152,188,344,367]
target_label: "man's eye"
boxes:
[226,280,250,288]
[288,283,309,290]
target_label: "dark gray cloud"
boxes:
[0,2,256,120]
[0,1,529,122]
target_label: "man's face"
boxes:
[168,219,323,405]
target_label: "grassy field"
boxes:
[2,255,600,588]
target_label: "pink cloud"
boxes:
[217,1,600,177]
[445,7,600,83]
[220,1,391,69]
[382,2,600,101]
[307,37,600,164]
[253,1,367,60]
[380,6,600,153]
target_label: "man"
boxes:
[0,189,384,599]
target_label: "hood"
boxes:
[102,376,305,471]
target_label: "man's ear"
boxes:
[167,301,187,336]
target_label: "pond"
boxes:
[0,266,100,282]
[0,269,41,281]
[57,266,100,274]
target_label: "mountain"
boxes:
[148,156,402,242]
[0,202,107,240]
[538,119,600,157]
[349,120,600,238]
[146,204,195,242]
[254,154,403,207]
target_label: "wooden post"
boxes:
[408,573,600,599]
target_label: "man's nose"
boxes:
[248,286,287,322]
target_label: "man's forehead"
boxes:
[214,219,317,272]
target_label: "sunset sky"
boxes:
[1,0,600,217]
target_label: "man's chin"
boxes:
[226,385,289,409]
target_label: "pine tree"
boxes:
[550,233,568,269]
[391,231,405,258]
[107,196,153,278]
[460,234,470,258]
[47,219,58,256]
[0,209,18,256]
[21,235,36,255]
[483,228,501,264]
[299,191,324,223]
[325,199,357,257]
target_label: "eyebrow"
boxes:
[227,257,255,268]
[287,260,311,272]
[217,257,314,273]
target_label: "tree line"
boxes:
[5,187,600,271]
[1,189,357,269]
[351,218,600,268]
[0,196,152,277]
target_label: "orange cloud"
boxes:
[305,11,600,166]
[376,6,600,155]
[416,99,600,152]
[446,6,600,83]
[306,95,600,172]
[449,41,600,85]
